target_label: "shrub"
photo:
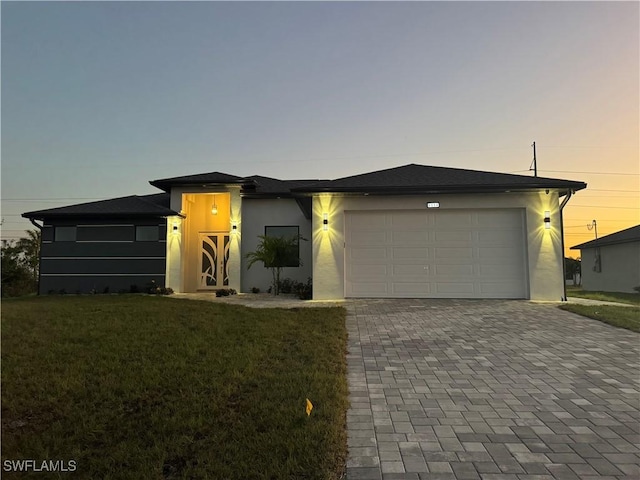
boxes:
[278,278,296,294]
[251,287,260,294]
[215,288,237,297]
[295,277,313,300]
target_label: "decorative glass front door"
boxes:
[198,233,230,289]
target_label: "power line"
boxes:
[566,205,639,210]
[539,170,639,176]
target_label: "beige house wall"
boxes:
[580,242,640,293]
[312,191,565,301]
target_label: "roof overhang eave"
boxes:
[21,211,183,221]
[292,183,587,196]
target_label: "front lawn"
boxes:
[1,296,348,479]
[566,286,640,306]
[560,304,640,333]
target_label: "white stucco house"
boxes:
[24,163,586,300]
[571,225,640,293]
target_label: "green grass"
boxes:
[566,286,640,306]
[1,296,349,479]
[559,304,640,333]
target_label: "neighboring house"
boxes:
[23,163,586,300]
[570,225,640,293]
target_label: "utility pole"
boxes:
[531,141,537,177]
[587,220,598,239]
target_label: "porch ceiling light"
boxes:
[211,195,218,215]
[544,211,551,229]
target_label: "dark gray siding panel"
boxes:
[38,217,168,294]
[77,226,134,242]
[41,258,165,275]
[41,242,166,257]
[42,226,54,242]
[40,275,165,294]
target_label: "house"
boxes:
[570,225,640,293]
[23,163,586,300]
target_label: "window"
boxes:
[136,226,159,242]
[55,226,76,242]
[264,226,300,267]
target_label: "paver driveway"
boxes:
[345,299,640,480]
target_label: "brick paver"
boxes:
[344,299,639,480]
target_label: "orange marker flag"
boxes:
[305,398,313,416]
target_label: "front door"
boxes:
[198,232,230,289]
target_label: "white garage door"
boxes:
[345,209,527,298]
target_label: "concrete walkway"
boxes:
[171,291,346,308]
[345,299,640,480]
[566,297,637,308]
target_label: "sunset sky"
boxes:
[2,1,638,257]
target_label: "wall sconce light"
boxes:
[211,194,218,215]
[172,222,180,235]
[231,221,238,233]
[323,213,328,231]
[544,211,551,229]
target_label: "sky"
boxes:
[2,1,638,257]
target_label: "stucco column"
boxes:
[228,186,242,292]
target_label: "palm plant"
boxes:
[245,234,304,295]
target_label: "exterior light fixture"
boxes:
[211,194,218,215]
[544,211,551,229]
[427,202,440,208]
[231,221,238,233]
[323,213,328,231]
[172,222,180,235]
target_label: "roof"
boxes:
[149,172,249,191]
[571,225,640,250]
[23,164,587,219]
[292,163,586,194]
[22,193,179,220]
[243,175,326,197]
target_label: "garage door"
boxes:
[345,209,527,298]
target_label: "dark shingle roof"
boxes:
[243,175,326,196]
[22,194,178,220]
[571,225,640,250]
[149,172,249,191]
[292,164,586,194]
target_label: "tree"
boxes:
[565,257,581,286]
[245,234,305,295]
[1,229,41,297]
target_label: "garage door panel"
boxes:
[435,247,473,259]
[434,283,475,294]
[349,247,387,260]
[345,209,527,299]
[392,247,429,259]
[351,264,388,277]
[392,264,429,276]
[434,264,475,276]
[434,231,473,243]
[390,231,428,245]
[349,212,387,230]
[350,231,387,245]
[392,283,431,295]
[391,212,429,229]
[351,282,388,295]
[434,211,473,226]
